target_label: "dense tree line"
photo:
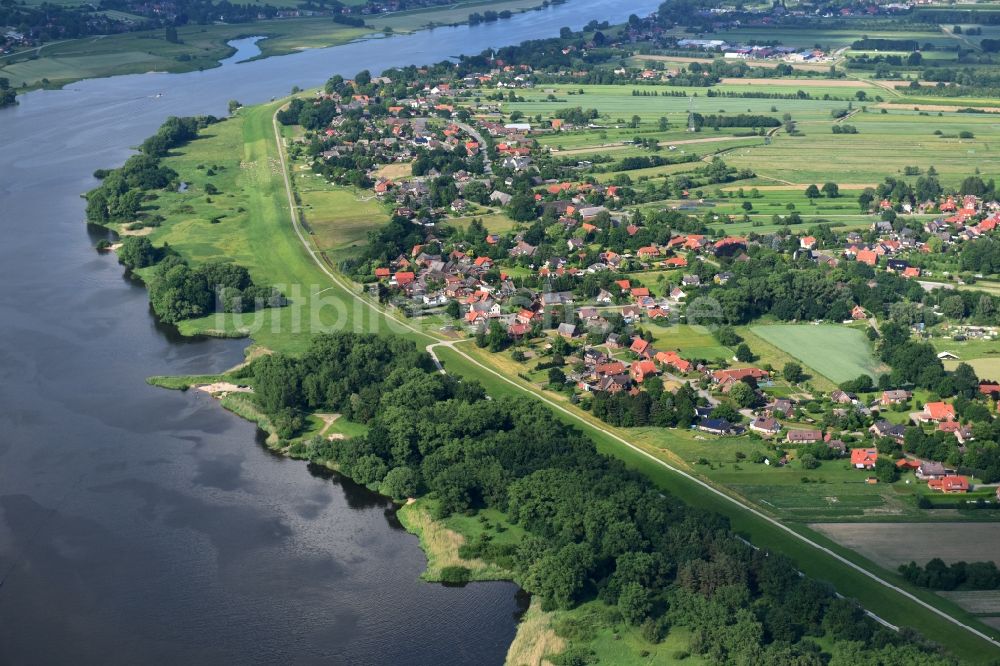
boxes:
[592,383,700,428]
[690,113,781,129]
[900,559,1000,590]
[86,116,217,225]
[116,237,284,325]
[250,332,952,663]
[0,78,16,108]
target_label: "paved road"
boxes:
[453,120,492,174]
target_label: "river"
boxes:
[0,1,661,662]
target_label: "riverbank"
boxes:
[0,0,564,92]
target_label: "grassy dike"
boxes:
[109,101,1000,664]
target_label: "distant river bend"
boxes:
[0,2,661,663]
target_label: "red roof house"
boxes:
[928,475,970,493]
[919,401,956,422]
[850,448,879,470]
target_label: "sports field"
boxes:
[749,323,881,383]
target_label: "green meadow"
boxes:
[509,82,1000,189]
[0,21,370,89]
[131,100,431,353]
[749,324,882,383]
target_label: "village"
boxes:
[266,58,1000,515]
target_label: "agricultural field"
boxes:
[749,324,883,383]
[710,27,956,50]
[939,591,1000,616]
[945,357,1000,381]
[291,164,389,262]
[810,523,1000,568]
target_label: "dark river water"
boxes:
[0,2,661,662]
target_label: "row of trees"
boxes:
[899,558,1000,591]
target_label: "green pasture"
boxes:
[291,165,388,261]
[646,323,733,361]
[711,27,952,49]
[134,101,431,352]
[0,20,369,89]
[749,324,882,383]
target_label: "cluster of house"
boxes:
[570,337,702,395]
[673,39,831,63]
[722,383,990,494]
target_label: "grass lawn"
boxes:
[749,323,882,384]
[646,323,732,361]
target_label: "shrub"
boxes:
[439,566,471,585]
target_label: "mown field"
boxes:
[811,523,1000,568]
[749,323,882,383]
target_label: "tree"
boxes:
[117,236,160,269]
[507,194,539,222]
[381,466,418,500]
[165,25,179,43]
[874,457,899,484]
[618,582,652,625]
[941,295,966,320]
[804,184,821,199]
[821,182,840,198]
[783,362,804,384]
[735,343,754,363]
[227,100,241,115]
[548,367,567,387]
[729,381,757,408]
